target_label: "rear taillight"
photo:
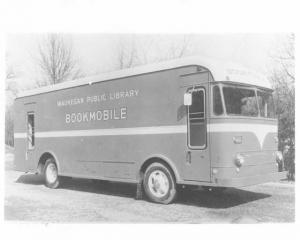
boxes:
[234,154,244,168]
[275,151,284,172]
[275,151,283,163]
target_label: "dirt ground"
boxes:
[4,154,295,223]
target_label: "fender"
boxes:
[37,150,61,174]
[138,154,181,182]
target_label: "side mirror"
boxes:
[184,93,192,106]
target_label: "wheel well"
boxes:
[37,152,55,174]
[140,157,177,182]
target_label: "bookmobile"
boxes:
[14,57,286,204]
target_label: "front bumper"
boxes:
[215,171,288,187]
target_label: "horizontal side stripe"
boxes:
[35,125,187,138]
[14,123,277,139]
[208,123,277,132]
[14,133,27,138]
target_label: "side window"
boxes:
[188,89,206,149]
[213,85,223,115]
[27,113,35,149]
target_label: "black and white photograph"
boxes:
[1,0,298,239]
[4,32,295,223]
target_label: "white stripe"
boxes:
[14,133,27,138]
[14,123,277,144]
[35,125,187,138]
[208,123,277,132]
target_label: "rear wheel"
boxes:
[44,158,60,189]
[143,163,177,204]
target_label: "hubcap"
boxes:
[46,163,58,184]
[148,170,170,198]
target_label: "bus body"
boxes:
[14,57,286,204]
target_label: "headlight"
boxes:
[276,151,283,163]
[234,154,244,167]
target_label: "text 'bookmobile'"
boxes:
[14,57,287,204]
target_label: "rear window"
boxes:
[223,87,258,117]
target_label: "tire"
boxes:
[44,158,60,189]
[143,162,177,204]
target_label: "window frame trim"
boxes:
[221,84,260,117]
[212,84,225,116]
[26,111,35,150]
[187,87,207,150]
[256,90,276,119]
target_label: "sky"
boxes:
[6,33,288,90]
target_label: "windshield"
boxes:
[257,91,275,118]
[223,86,258,117]
[214,85,276,118]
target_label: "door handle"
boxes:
[186,151,191,164]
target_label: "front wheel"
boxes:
[143,163,177,204]
[44,158,60,189]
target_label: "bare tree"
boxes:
[5,56,19,96]
[162,35,192,60]
[114,35,193,70]
[115,35,138,69]
[37,34,83,85]
[5,71,15,147]
[5,53,15,147]
[270,34,295,180]
[272,34,295,83]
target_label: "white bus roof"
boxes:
[17,56,271,98]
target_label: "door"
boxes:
[183,86,211,182]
